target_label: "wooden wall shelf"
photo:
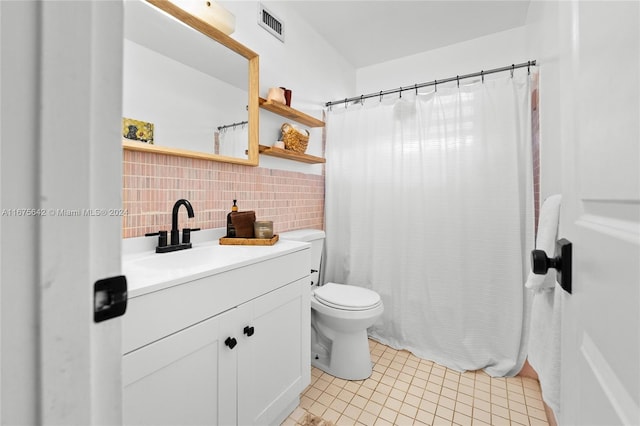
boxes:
[258,97,325,128]
[258,145,325,164]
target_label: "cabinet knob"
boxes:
[225,337,237,349]
[243,326,255,337]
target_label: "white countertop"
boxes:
[122,228,309,298]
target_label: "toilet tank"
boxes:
[279,229,325,286]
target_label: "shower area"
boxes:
[323,62,539,377]
[215,120,249,158]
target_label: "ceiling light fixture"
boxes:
[167,0,235,35]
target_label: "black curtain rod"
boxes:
[217,120,248,132]
[325,60,536,108]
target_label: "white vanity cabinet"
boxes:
[122,309,233,425]
[237,279,310,425]
[122,245,310,426]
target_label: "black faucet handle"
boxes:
[181,228,201,244]
[145,230,168,247]
[158,230,168,247]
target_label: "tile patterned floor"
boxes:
[283,339,549,426]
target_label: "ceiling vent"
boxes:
[258,4,284,42]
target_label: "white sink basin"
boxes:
[130,244,247,271]
[122,239,308,297]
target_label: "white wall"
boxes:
[356,27,528,96]
[221,1,357,175]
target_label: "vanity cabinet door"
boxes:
[122,308,237,426]
[237,278,309,425]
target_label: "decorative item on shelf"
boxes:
[266,87,286,104]
[281,123,309,153]
[273,141,285,149]
[279,87,292,106]
[122,117,154,144]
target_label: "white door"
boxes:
[3,1,124,424]
[559,1,639,425]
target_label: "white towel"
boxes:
[528,284,562,419]
[525,194,562,292]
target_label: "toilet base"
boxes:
[311,328,373,380]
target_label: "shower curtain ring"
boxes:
[360,95,364,105]
[511,64,515,78]
[344,98,347,109]
[434,80,437,92]
[457,75,460,88]
[481,71,484,83]
[528,61,531,75]
[399,87,402,99]
[415,83,418,95]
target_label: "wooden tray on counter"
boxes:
[219,235,279,246]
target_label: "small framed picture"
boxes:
[122,117,154,144]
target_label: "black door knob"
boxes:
[531,250,561,274]
[243,326,255,337]
[225,337,237,349]
[530,238,572,294]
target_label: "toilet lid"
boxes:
[314,283,381,310]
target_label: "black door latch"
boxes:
[94,275,128,322]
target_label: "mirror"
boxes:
[122,0,259,166]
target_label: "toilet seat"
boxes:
[314,283,382,311]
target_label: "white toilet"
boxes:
[280,229,384,380]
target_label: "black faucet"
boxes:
[145,199,199,253]
[171,199,194,246]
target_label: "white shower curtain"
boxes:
[324,72,534,376]
[218,125,248,158]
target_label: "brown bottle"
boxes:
[226,199,238,237]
